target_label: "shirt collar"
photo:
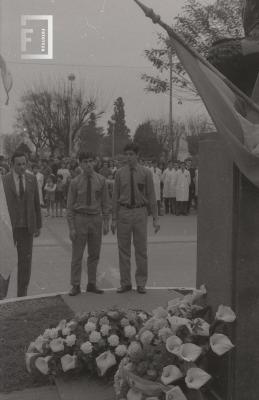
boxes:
[13,170,25,181]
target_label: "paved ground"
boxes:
[6,212,197,299]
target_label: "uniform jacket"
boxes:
[3,171,42,235]
[175,169,191,201]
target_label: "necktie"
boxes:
[130,168,135,206]
[86,174,91,206]
[19,175,25,198]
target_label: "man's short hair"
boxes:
[78,152,96,162]
[11,151,27,164]
[123,143,139,154]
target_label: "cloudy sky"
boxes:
[0,0,212,136]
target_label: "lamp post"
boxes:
[112,121,115,159]
[68,73,76,156]
[168,42,173,161]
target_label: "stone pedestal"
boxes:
[197,132,259,400]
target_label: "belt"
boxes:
[119,203,145,209]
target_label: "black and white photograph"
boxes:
[0,0,257,399]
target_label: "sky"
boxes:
[0,0,212,137]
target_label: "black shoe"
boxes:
[117,285,132,293]
[137,286,146,294]
[86,283,104,294]
[69,285,81,296]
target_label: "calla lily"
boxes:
[168,316,192,333]
[35,356,52,375]
[185,367,211,389]
[179,343,202,362]
[166,335,182,355]
[193,318,210,336]
[161,365,183,385]
[165,386,187,400]
[49,338,64,353]
[215,305,236,323]
[127,388,143,400]
[60,354,77,372]
[210,333,234,356]
[96,350,117,376]
[25,352,39,373]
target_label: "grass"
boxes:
[0,295,74,393]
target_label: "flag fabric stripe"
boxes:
[170,37,259,187]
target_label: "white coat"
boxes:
[150,166,162,201]
[162,168,177,198]
[175,169,191,201]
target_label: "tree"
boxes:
[185,115,214,156]
[104,97,131,156]
[141,0,243,99]
[78,112,103,154]
[133,120,164,158]
[15,82,101,156]
[3,133,24,158]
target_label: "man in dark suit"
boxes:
[3,151,42,297]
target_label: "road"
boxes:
[6,213,197,298]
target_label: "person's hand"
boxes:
[153,219,160,234]
[103,219,109,235]
[111,220,117,235]
[69,229,77,241]
[34,229,41,238]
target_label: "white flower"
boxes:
[89,330,102,343]
[168,316,192,333]
[178,343,202,362]
[62,327,71,336]
[124,325,136,338]
[165,386,188,400]
[158,327,173,343]
[96,350,117,376]
[138,312,148,322]
[34,336,47,353]
[215,305,236,323]
[35,356,52,375]
[88,316,98,324]
[115,344,128,357]
[61,354,77,372]
[127,388,143,400]
[161,365,183,385]
[84,321,96,333]
[193,318,210,336]
[127,341,142,357]
[42,329,52,340]
[185,367,211,389]
[80,341,93,354]
[57,319,67,330]
[48,328,59,339]
[25,352,39,373]
[152,306,168,319]
[167,298,181,314]
[166,335,182,355]
[140,330,154,345]
[153,318,168,332]
[65,334,76,347]
[210,333,234,355]
[49,338,64,353]
[99,316,109,326]
[108,334,120,347]
[100,324,111,336]
[121,318,130,327]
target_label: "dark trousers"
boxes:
[14,228,33,297]
[164,197,176,214]
[176,201,188,215]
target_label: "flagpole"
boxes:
[133,0,259,115]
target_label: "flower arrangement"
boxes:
[25,308,149,378]
[114,286,236,400]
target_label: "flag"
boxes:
[133,0,259,188]
[0,54,13,105]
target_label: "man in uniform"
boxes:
[67,152,110,296]
[111,143,160,294]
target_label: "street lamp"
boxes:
[68,73,76,156]
[168,42,173,161]
[112,121,115,159]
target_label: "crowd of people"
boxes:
[0,154,198,218]
[0,145,198,300]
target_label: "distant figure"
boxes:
[149,159,162,216]
[44,174,56,217]
[32,164,44,206]
[3,151,42,297]
[111,143,160,294]
[175,162,191,216]
[162,161,177,215]
[67,152,110,296]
